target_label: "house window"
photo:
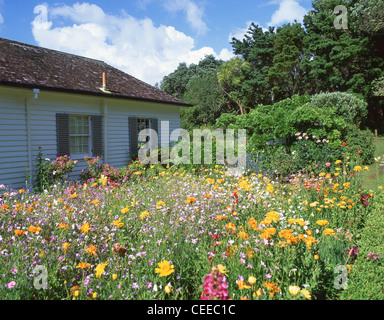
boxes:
[129,117,158,159]
[137,118,151,143]
[56,113,103,158]
[69,115,91,155]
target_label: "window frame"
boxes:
[69,114,92,158]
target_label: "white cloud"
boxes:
[267,0,307,26]
[228,21,269,42]
[31,3,228,86]
[0,12,4,24]
[163,0,208,35]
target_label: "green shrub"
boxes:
[343,123,375,165]
[311,92,368,126]
[34,148,78,192]
[341,191,384,299]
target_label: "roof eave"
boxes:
[0,80,193,107]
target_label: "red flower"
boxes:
[342,142,347,146]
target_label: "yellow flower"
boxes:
[335,160,342,164]
[354,166,362,172]
[289,285,301,296]
[112,274,118,280]
[265,184,274,194]
[248,276,257,284]
[215,264,228,275]
[155,260,175,277]
[156,201,166,208]
[165,284,172,294]
[254,288,264,297]
[121,207,129,214]
[112,218,124,228]
[92,200,100,206]
[301,288,311,300]
[323,228,335,236]
[266,211,279,223]
[62,242,71,251]
[316,220,329,226]
[95,262,108,278]
[92,292,98,299]
[314,254,319,260]
[139,210,150,220]
[80,222,91,234]
[99,174,107,186]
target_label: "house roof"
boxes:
[0,37,191,107]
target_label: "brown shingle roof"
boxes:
[0,37,191,106]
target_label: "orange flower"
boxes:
[80,222,91,234]
[58,222,69,230]
[14,229,26,236]
[216,215,227,221]
[1,205,9,211]
[225,222,236,234]
[185,197,196,204]
[248,218,259,231]
[238,281,251,289]
[247,247,254,258]
[62,242,71,251]
[204,194,212,199]
[28,226,41,233]
[76,262,91,269]
[237,231,249,240]
[85,244,97,256]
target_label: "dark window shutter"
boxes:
[91,115,103,157]
[129,116,138,157]
[56,113,70,156]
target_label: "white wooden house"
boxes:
[0,37,190,189]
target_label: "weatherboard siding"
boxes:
[0,94,29,188]
[0,87,181,189]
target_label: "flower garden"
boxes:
[1,151,383,300]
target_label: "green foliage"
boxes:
[341,192,384,299]
[267,22,306,100]
[310,92,368,126]
[34,148,78,192]
[343,124,376,165]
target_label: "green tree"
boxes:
[217,57,253,115]
[230,23,276,105]
[267,22,306,101]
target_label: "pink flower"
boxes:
[201,267,229,300]
[6,281,16,289]
[326,162,331,167]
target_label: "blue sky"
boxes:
[0,0,312,85]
